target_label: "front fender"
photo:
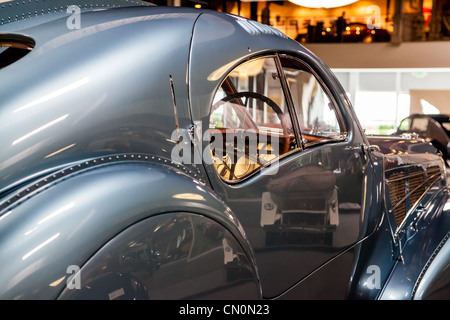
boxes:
[0,157,259,299]
[379,191,450,299]
[413,232,450,300]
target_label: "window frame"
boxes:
[207,52,349,184]
[208,54,300,183]
[276,53,348,150]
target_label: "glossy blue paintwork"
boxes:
[413,231,450,299]
[58,212,261,299]
[395,114,450,165]
[0,1,449,299]
[380,190,450,299]
[0,5,200,194]
[0,160,259,299]
[367,136,439,156]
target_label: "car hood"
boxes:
[367,135,438,156]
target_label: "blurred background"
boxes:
[145,0,450,136]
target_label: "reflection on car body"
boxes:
[263,164,339,246]
[0,0,449,300]
[395,113,450,166]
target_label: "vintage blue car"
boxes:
[0,0,449,300]
[395,113,450,166]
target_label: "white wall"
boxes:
[410,90,450,114]
[303,41,450,133]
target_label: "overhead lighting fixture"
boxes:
[288,0,359,8]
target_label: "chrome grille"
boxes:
[387,165,441,229]
[426,166,441,185]
[409,169,425,208]
[388,172,406,227]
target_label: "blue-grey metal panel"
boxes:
[0,0,152,29]
[0,6,204,194]
[58,212,261,300]
[0,3,448,300]
[413,232,450,299]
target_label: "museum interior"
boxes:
[146,0,450,135]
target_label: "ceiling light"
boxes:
[288,0,359,8]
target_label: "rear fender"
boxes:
[0,157,260,299]
[377,154,450,299]
[58,211,261,300]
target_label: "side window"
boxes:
[280,56,345,146]
[209,56,296,181]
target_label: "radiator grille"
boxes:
[387,165,442,229]
[409,169,425,208]
[426,166,441,184]
[388,173,407,227]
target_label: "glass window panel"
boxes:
[209,56,295,181]
[280,57,344,146]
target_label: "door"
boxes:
[205,53,370,298]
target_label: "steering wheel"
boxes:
[218,92,290,137]
[211,91,292,180]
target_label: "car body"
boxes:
[395,113,450,166]
[0,0,449,300]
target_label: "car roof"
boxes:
[0,4,202,104]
